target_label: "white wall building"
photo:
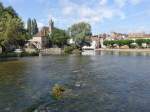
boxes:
[27,19,54,49]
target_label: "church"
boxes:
[27,19,54,49]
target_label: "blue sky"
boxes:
[1,0,150,34]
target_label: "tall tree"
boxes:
[50,28,69,48]
[0,2,28,52]
[27,18,38,37]
[33,19,38,35]
[0,2,4,13]
[68,22,92,47]
[5,6,18,17]
[27,18,32,37]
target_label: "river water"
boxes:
[1,51,150,112]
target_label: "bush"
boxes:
[20,52,39,57]
[52,84,65,99]
[103,40,134,47]
[0,51,39,58]
[0,52,18,58]
[135,39,146,46]
[64,45,77,54]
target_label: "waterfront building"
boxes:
[128,32,150,40]
[90,34,107,48]
[27,19,54,49]
[110,32,128,40]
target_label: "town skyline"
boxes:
[1,0,150,34]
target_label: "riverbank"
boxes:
[0,52,39,58]
[96,48,150,52]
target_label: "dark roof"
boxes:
[33,27,49,37]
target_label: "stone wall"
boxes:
[41,48,63,55]
[25,48,37,53]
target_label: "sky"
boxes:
[1,0,150,34]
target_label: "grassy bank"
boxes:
[0,52,39,58]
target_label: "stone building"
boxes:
[128,32,150,40]
[110,32,128,40]
[27,19,54,49]
[90,34,107,48]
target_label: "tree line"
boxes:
[103,39,150,48]
[0,2,92,52]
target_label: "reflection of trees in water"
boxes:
[0,60,28,112]
[96,50,150,56]
[0,60,27,85]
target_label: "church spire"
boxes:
[49,19,54,34]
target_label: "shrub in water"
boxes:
[52,84,65,99]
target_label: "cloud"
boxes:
[114,0,127,8]
[99,0,107,5]
[59,0,125,25]
[114,0,142,8]
[130,0,142,5]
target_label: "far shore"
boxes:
[96,48,150,52]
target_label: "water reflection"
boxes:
[0,52,150,112]
[82,50,96,56]
[96,50,150,57]
[0,60,28,112]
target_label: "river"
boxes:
[0,51,150,112]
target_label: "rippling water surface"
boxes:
[1,51,150,112]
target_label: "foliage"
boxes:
[103,40,134,47]
[0,2,28,52]
[0,52,18,58]
[27,18,38,37]
[32,19,38,35]
[104,39,150,48]
[27,18,32,37]
[135,39,149,46]
[103,40,114,46]
[52,84,65,99]
[64,45,77,54]
[68,22,92,47]
[20,51,39,57]
[50,28,70,48]
[0,51,38,58]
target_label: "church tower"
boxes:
[49,19,54,34]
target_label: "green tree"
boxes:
[27,18,38,37]
[5,6,18,17]
[103,40,134,47]
[0,2,4,14]
[27,18,32,37]
[68,22,92,47]
[32,18,38,35]
[50,28,69,48]
[135,39,147,47]
[0,2,28,52]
